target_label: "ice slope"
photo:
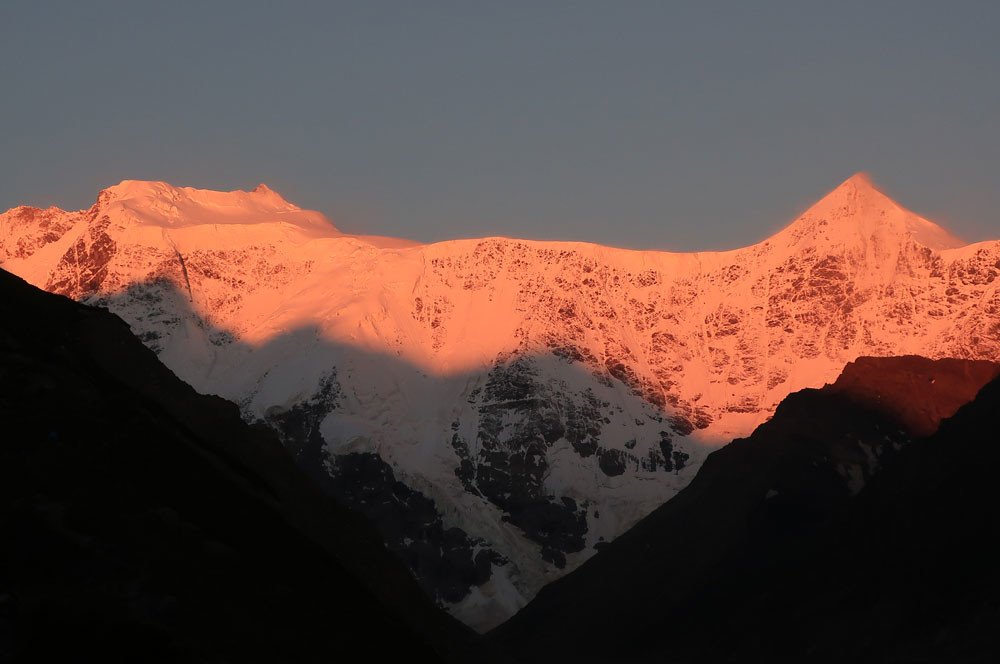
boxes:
[2,174,998,629]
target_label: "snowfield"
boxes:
[3,173,998,629]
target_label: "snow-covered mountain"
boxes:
[3,174,998,629]
[491,356,1000,663]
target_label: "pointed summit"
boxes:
[814,172,900,217]
[249,182,295,208]
[251,182,281,199]
[777,173,963,251]
[839,171,876,190]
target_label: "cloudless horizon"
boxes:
[2,0,998,251]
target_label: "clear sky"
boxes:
[2,1,998,250]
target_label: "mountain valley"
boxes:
[3,174,999,628]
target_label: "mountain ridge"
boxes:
[2,173,998,628]
[0,172,967,252]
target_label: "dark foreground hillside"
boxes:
[4,259,999,664]
[0,269,469,664]
[492,356,1000,663]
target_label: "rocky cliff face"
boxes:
[490,356,1000,664]
[3,174,998,628]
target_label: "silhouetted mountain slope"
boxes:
[5,175,1000,626]
[491,356,1000,663]
[0,268,469,663]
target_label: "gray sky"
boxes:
[2,1,998,250]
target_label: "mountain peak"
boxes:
[101,179,176,199]
[838,170,876,190]
[777,173,964,251]
[91,180,339,236]
[100,180,293,208]
[250,182,290,205]
[817,171,899,215]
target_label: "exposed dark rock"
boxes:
[451,432,480,496]
[46,214,117,299]
[657,431,688,473]
[597,448,627,476]
[463,358,592,561]
[262,370,341,456]
[564,389,604,457]
[492,355,1000,664]
[261,373,506,607]
[451,352,701,564]
[666,414,694,436]
[325,453,507,605]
